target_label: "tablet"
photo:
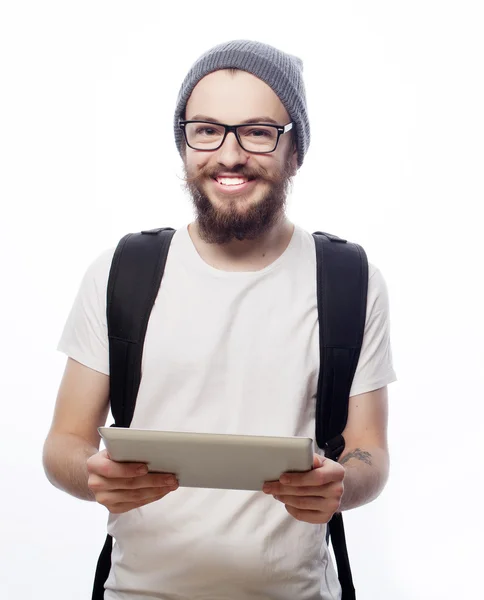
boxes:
[98,427,313,491]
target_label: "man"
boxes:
[43,40,396,600]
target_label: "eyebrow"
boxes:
[189,114,280,125]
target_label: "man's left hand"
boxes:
[262,454,345,524]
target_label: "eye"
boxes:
[195,127,217,136]
[247,128,272,138]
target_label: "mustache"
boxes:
[182,163,276,185]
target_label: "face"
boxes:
[182,70,297,243]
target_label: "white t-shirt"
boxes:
[58,224,396,600]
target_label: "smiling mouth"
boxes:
[209,175,258,194]
[212,175,255,186]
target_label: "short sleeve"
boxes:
[349,264,397,397]
[57,248,115,375]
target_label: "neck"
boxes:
[188,216,295,272]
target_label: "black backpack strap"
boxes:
[106,227,176,428]
[91,227,176,600]
[313,231,369,600]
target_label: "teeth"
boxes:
[217,177,248,186]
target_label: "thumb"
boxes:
[313,453,326,469]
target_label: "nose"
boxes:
[216,131,249,169]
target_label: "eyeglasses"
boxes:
[179,120,293,154]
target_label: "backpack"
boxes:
[92,227,369,600]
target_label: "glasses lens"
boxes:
[185,122,225,149]
[237,125,278,152]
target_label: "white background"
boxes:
[1,1,483,598]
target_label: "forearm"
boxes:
[338,446,389,511]
[42,432,98,501]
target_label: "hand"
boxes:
[262,454,345,524]
[87,449,178,514]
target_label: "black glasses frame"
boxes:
[179,120,293,154]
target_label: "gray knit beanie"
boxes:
[173,40,310,167]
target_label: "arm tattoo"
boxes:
[340,448,373,466]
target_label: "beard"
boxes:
[182,156,294,244]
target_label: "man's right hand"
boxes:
[87,449,179,514]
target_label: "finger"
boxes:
[275,494,324,511]
[97,484,178,508]
[275,494,341,514]
[89,472,178,492]
[284,504,331,524]
[313,454,326,469]
[98,485,177,510]
[265,481,343,498]
[109,488,177,514]
[121,473,178,489]
[263,482,329,496]
[88,450,150,479]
